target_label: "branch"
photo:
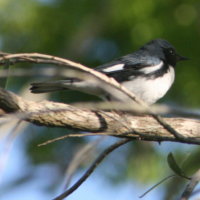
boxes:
[180,169,200,200]
[0,52,144,104]
[0,52,200,145]
[0,87,200,144]
[1,52,200,144]
[53,138,131,200]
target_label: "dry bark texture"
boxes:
[0,87,200,144]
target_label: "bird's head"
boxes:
[142,39,188,67]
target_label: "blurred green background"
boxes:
[0,0,200,200]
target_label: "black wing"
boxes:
[95,51,161,82]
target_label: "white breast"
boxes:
[122,66,175,105]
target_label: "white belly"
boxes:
[122,66,175,104]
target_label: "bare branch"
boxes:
[0,52,142,103]
[139,174,177,198]
[180,169,200,200]
[74,102,200,119]
[38,133,98,146]
[0,87,200,144]
[53,138,131,200]
[0,120,22,180]
[63,137,104,189]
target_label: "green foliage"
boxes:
[126,142,166,184]
[167,152,189,179]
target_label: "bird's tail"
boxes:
[30,79,103,97]
[30,80,73,93]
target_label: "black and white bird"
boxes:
[30,39,187,105]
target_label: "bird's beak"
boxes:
[176,54,188,61]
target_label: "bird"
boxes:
[30,39,187,105]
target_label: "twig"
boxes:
[37,133,98,146]
[139,174,176,198]
[0,120,22,182]
[153,114,200,144]
[64,137,105,189]
[53,138,132,200]
[180,168,200,200]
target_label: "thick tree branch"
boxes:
[0,87,200,144]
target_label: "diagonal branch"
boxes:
[180,169,200,200]
[53,138,132,200]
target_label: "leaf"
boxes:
[167,153,190,180]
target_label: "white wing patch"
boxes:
[139,61,163,74]
[102,64,124,73]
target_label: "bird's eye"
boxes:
[169,49,175,55]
